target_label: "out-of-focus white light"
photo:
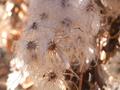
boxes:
[100,50,106,61]
[59,80,66,90]
[1,31,7,38]
[1,38,7,47]
[6,1,14,12]
[7,71,23,90]
[109,76,113,82]
[10,57,25,71]
[79,0,83,4]
[1,32,8,47]
[7,57,30,90]
[21,3,28,12]
[118,36,120,44]
[88,47,94,54]
[7,12,12,17]
[19,11,24,20]
[86,59,90,64]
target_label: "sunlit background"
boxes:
[0,0,28,89]
[0,0,28,50]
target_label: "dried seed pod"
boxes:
[7,0,106,90]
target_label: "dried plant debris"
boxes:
[7,0,120,90]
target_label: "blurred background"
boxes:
[0,0,28,89]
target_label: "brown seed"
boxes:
[40,12,48,20]
[48,41,56,51]
[27,41,37,50]
[61,18,72,27]
[48,72,57,81]
[61,0,69,8]
[86,2,94,12]
[31,22,38,30]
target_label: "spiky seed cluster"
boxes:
[31,22,38,30]
[7,0,109,90]
[40,12,48,20]
[61,18,72,27]
[61,0,70,8]
[27,41,37,50]
[48,41,56,51]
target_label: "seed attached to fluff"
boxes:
[27,41,37,50]
[31,22,38,30]
[90,60,97,67]
[100,50,106,61]
[86,2,94,12]
[40,12,48,20]
[48,72,57,81]
[61,0,69,8]
[61,18,72,27]
[43,71,57,81]
[48,41,56,51]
